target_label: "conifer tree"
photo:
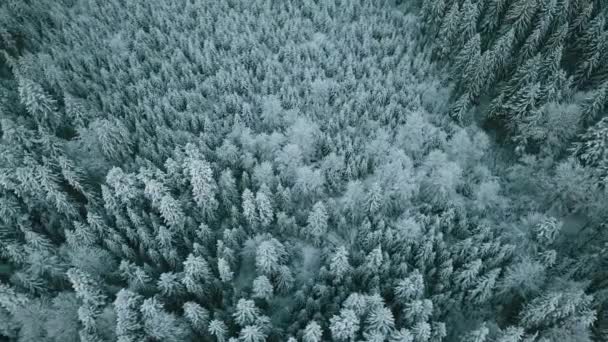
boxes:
[330,308,360,341]
[209,319,228,342]
[242,189,258,229]
[114,289,145,342]
[329,246,352,281]
[182,254,212,297]
[437,3,462,59]
[306,201,328,243]
[140,297,189,341]
[303,320,323,342]
[234,299,260,327]
[66,268,107,342]
[256,185,274,229]
[255,239,286,276]
[239,325,266,342]
[366,305,395,336]
[252,276,273,300]
[188,157,219,221]
[183,301,209,333]
[218,258,234,283]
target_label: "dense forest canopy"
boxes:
[0,0,607,341]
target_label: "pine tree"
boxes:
[395,269,425,302]
[187,157,219,220]
[533,217,562,245]
[365,305,395,335]
[255,238,286,276]
[412,321,432,342]
[453,34,482,90]
[461,323,489,342]
[481,0,509,34]
[219,169,238,206]
[582,80,608,122]
[239,325,266,342]
[66,268,107,342]
[343,293,368,316]
[159,194,185,228]
[520,0,557,60]
[242,189,258,228]
[209,319,228,342]
[329,308,360,341]
[458,0,480,46]
[519,285,595,332]
[256,185,274,229]
[252,276,273,300]
[140,297,189,341]
[87,118,133,161]
[506,0,539,41]
[403,299,434,326]
[303,320,323,342]
[233,299,260,326]
[16,76,58,128]
[421,0,447,35]
[365,246,384,272]
[390,327,414,342]
[362,330,386,342]
[329,246,352,281]
[114,289,145,342]
[437,2,462,58]
[573,116,608,168]
[182,254,212,297]
[307,201,328,243]
[495,326,524,342]
[575,14,607,85]
[487,28,515,77]
[455,259,483,290]
[366,182,383,216]
[467,269,500,304]
[183,301,209,333]
[275,265,294,294]
[157,272,185,297]
[218,258,234,283]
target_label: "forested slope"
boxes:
[418,0,608,340]
[0,0,606,341]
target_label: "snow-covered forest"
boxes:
[0,0,607,341]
